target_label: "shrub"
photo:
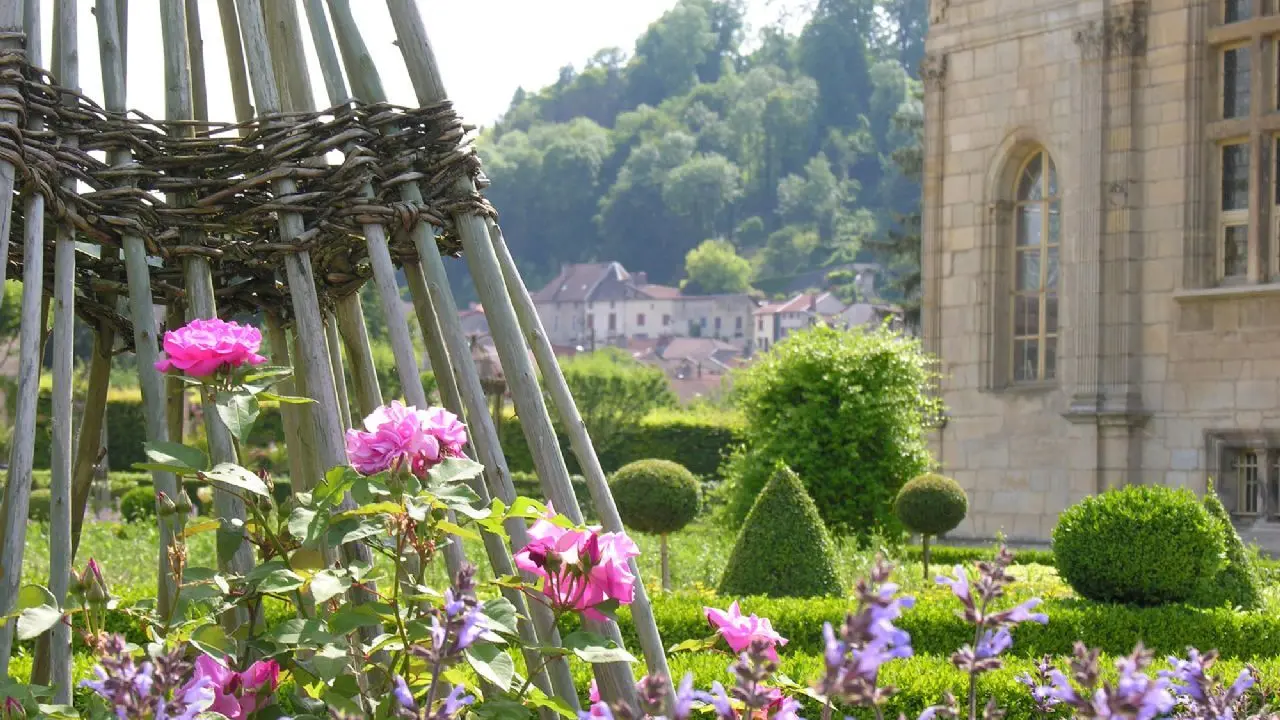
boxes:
[120,486,158,523]
[718,466,842,598]
[727,324,941,539]
[1053,485,1225,606]
[1193,478,1263,610]
[612,459,702,591]
[558,348,676,454]
[897,544,1055,569]
[894,473,968,578]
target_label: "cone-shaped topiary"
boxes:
[611,459,702,591]
[1193,478,1263,609]
[894,473,968,579]
[718,466,843,598]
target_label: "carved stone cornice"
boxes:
[1073,2,1148,59]
[930,0,949,24]
[987,199,1014,222]
[921,53,947,92]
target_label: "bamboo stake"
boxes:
[301,0,346,105]
[319,10,572,705]
[46,0,77,697]
[95,0,180,622]
[325,314,352,430]
[492,223,675,691]
[71,318,114,558]
[334,297,381,418]
[161,2,254,634]
[383,1,639,708]
[0,0,45,676]
[266,313,313,494]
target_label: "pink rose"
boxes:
[155,318,267,377]
[704,601,788,661]
[183,655,242,719]
[346,402,467,477]
[514,506,640,621]
[238,659,280,715]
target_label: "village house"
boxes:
[923,0,1280,548]
[530,263,756,350]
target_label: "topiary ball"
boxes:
[894,473,968,537]
[120,486,158,523]
[1053,485,1225,606]
[610,459,701,535]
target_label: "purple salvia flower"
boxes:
[439,684,475,719]
[770,697,803,720]
[696,681,734,720]
[392,675,416,710]
[673,673,697,720]
[990,597,1049,626]
[937,566,971,604]
[975,628,1012,660]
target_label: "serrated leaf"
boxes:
[215,524,248,564]
[328,605,384,635]
[465,644,514,691]
[327,518,384,547]
[668,636,718,654]
[562,630,636,664]
[316,466,359,506]
[17,585,56,611]
[203,463,270,498]
[139,441,209,475]
[309,570,350,605]
[437,520,481,541]
[505,496,548,519]
[526,687,578,719]
[246,560,304,594]
[266,618,336,647]
[189,623,233,658]
[35,705,78,720]
[333,501,402,519]
[16,605,61,641]
[472,698,533,720]
[242,366,294,383]
[309,643,351,681]
[288,506,330,549]
[429,457,485,485]
[480,597,519,637]
[214,390,259,444]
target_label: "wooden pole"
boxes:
[183,0,207,122]
[45,0,77,697]
[492,223,674,690]
[0,0,25,302]
[160,2,254,632]
[383,1,639,708]
[318,10,572,706]
[215,0,254,123]
[301,0,346,104]
[325,314,352,431]
[164,303,186,444]
[71,319,114,558]
[265,314,314,494]
[94,0,180,622]
[334,298,381,419]
[0,0,45,677]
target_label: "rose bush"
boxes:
[3,319,1274,720]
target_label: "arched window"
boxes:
[1010,149,1059,383]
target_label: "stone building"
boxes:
[923,0,1280,548]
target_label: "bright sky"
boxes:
[33,0,809,127]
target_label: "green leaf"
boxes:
[429,457,485,485]
[505,496,549,519]
[526,687,579,719]
[259,391,315,405]
[246,560,304,594]
[472,698,533,720]
[562,630,637,664]
[182,518,221,538]
[15,586,60,641]
[308,643,350,681]
[138,441,209,475]
[667,636,718,654]
[215,523,247,564]
[437,520,481,541]
[34,705,78,720]
[266,618,337,647]
[327,518,384,547]
[189,623,234,658]
[332,501,402,519]
[203,463,270,498]
[315,466,359,506]
[327,605,385,636]
[464,644,514,691]
[214,390,260,443]
[309,570,350,605]
[480,597,519,637]
[242,366,295,383]
[288,507,330,549]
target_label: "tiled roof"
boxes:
[530,263,615,304]
[638,284,682,300]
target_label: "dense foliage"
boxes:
[1053,486,1226,606]
[557,348,677,454]
[718,466,843,598]
[1195,479,1264,610]
[118,486,157,523]
[479,0,925,300]
[727,324,940,537]
[610,459,702,535]
[894,473,967,536]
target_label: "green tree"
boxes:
[558,348,676,454]
[798,0,876,133]
[683,239,752,294]
[661,152,742,239]
[626,1,717,107]
[727,324,941,539]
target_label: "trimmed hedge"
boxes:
[499,409,741,479]
[584,589,1280,663]
[898,544,1056,569]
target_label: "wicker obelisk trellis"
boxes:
[0,0,671,710]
